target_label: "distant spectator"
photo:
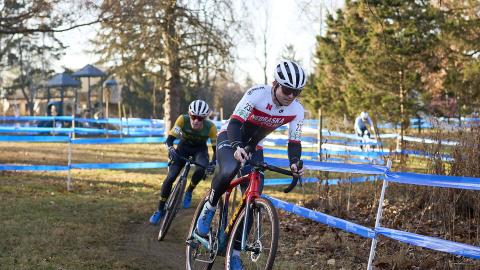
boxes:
[38,101,63,128]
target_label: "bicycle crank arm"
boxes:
[191,230,212,250]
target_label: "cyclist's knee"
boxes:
[196,158,208,168]
[218,165,238,182]
[192,167,206,180]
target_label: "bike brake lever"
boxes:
[283,160,303,193]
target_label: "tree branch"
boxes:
[0,17,110,35]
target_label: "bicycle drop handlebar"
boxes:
[243,145,303,193]
[171,154,207,170]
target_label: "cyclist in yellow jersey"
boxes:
[150,100,217,224]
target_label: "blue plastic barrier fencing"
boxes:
[385,172,480,191]
[402,135,458,146]
[0,126,75,134]
[319,148,387,158]
[71,162,169,170]
[0,135,167,144]
[71,137,167,144]
[0,164,69,171]
[263,146,388,161]
[0,135,70,142]
[0,126,166,136]
[263,157,388,175]
[263,194,376,239]
[264,177,319,186]
[400,150,452,161]
[0,116,74,121]
[376,227,480,260]
[264,176,379,186]
[0,162,169,171]
[323,139,382,146]
[0,116,165,127]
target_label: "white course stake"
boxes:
[367,159,392,269]
[66,133,73,191]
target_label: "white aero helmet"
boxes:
[274,60,307,90]
[188,100,210,117]
[360,111,369,119]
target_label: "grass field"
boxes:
[0,142,319,269]
[2,141,479,269]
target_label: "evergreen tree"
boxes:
[307,0,442,138]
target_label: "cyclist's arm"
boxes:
[227,119,243,148]
[354,117,362,134]
[208,122,218,161]
[165,135,176,148]
[367,117,375,133]
[227,86,260,148]
[287,108,304,165]
[166,115,185,147]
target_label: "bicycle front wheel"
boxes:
[186,191,224,270]
[225,197,279,270]
[158,176,187,241]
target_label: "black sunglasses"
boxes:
[280,86,302,97]
[190,115,205,121]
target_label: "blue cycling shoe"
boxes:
[149,210,164,225]
[183,191,192,209]
[195,201,216,237]
[229,254,244,270]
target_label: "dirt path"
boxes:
[119,208,224,270]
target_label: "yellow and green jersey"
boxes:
[169,114,217,146]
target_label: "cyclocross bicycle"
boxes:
[157,155,208,241]
[185,149,302,270]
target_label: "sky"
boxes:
[54,0,344,85]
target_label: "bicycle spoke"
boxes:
[227,198,278,270]
[186,196,225,270]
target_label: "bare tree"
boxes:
[0,1,110,35]
[95,0,239,131]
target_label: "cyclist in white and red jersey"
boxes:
[195,60,306,270]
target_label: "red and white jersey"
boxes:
[220,85,304,147]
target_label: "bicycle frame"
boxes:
[191,167,260,252]
[222,167,262,251]
[159,155,208,241]
[166,159,192,209]
[179,161,192,184]
[187,158,300,269]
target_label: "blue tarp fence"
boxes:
[263,167,480,266]
[1,117,479,266]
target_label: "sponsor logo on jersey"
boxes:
[266,103,272,110]
[233,102,253,119]
[172,126,182,135]
[247,86,264,95]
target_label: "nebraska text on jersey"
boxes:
[246,108,295,129]
[229,85,304,143]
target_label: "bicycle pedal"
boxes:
[186,238,199,249]
[192,230,211,249]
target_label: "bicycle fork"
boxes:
[241,197,251,251]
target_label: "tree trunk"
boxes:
[162,0,182,135]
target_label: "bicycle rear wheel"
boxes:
[186,191,224,270]
[225,197,279,270]
[158,176,187,241]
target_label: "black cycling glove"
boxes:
[206,160,216,174]
[168,146,178,160]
